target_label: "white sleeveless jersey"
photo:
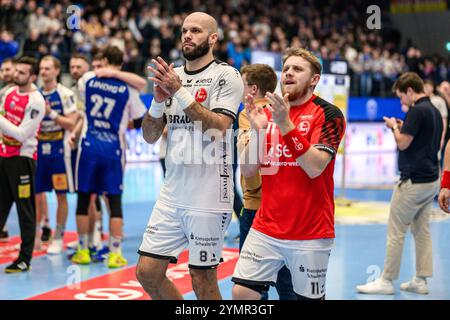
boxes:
[158,60,244,213]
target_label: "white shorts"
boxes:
[232,228,333,299]
[138,201,232,269]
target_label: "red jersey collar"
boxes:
[290,94,316,109]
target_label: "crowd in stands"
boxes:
[0,0,448,97]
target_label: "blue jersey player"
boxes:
[72,46,146,268]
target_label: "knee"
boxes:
[232,284,245,299]
[136,259,164,288]
[189,268,215,288]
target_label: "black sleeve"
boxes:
[401,108,422,137]
[133,116,144,129]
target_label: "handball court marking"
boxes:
[26,248,239,300]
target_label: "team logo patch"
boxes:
[195,88,207,103]
[297,121,310,135]
[30,109,40,119]
[52,174,68,191]
[18,184,31,199]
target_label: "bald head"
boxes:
[184,12,218,35]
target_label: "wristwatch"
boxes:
[391,124,399,132]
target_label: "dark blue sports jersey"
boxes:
[78,72,146,159]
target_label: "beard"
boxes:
[182,38,210,61]
[14,78,28,86]
[3,75,13,83]
[282,83,309,101]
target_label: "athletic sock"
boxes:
[54,224,65,240]
[93,220,102,249]
[78,234,88,250]
[109,236,122,254]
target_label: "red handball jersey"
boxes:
[251,94,346,240]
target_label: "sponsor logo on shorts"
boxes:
[240,249,264,263]
[145,225,158,235]
[193,236,220,247]
[305,268,327,279]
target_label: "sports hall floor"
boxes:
[1,154,449,300]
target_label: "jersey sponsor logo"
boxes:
[297,121,310,135]
[195,88,208,103]
[38,130,63,141]
[267,143,292,158]
[46,99,62,108]
[291,137,304,151]
[168,114,192,124]
[88,80,127,95]
[40,142,52,155]
[195,78,212,84]
[2,135,21,146]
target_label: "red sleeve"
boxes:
[309,100,346,156]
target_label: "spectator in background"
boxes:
[22,29,47,60]
[227,36,251,71]
[371,49,384,96]
[0,30,19,64]
[359,44,373,96]
[424,79,448,165]
[1,0,447,95]
[381,50,398,97]
[28,5,49,35]
[9,0,29,43]
[405,47,422,77]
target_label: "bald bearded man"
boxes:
[136,12,244,300]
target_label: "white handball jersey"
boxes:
[158,60,244,213]
[39,83,78,159]
[0,87,46,159]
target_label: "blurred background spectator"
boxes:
[0,0,448,96]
